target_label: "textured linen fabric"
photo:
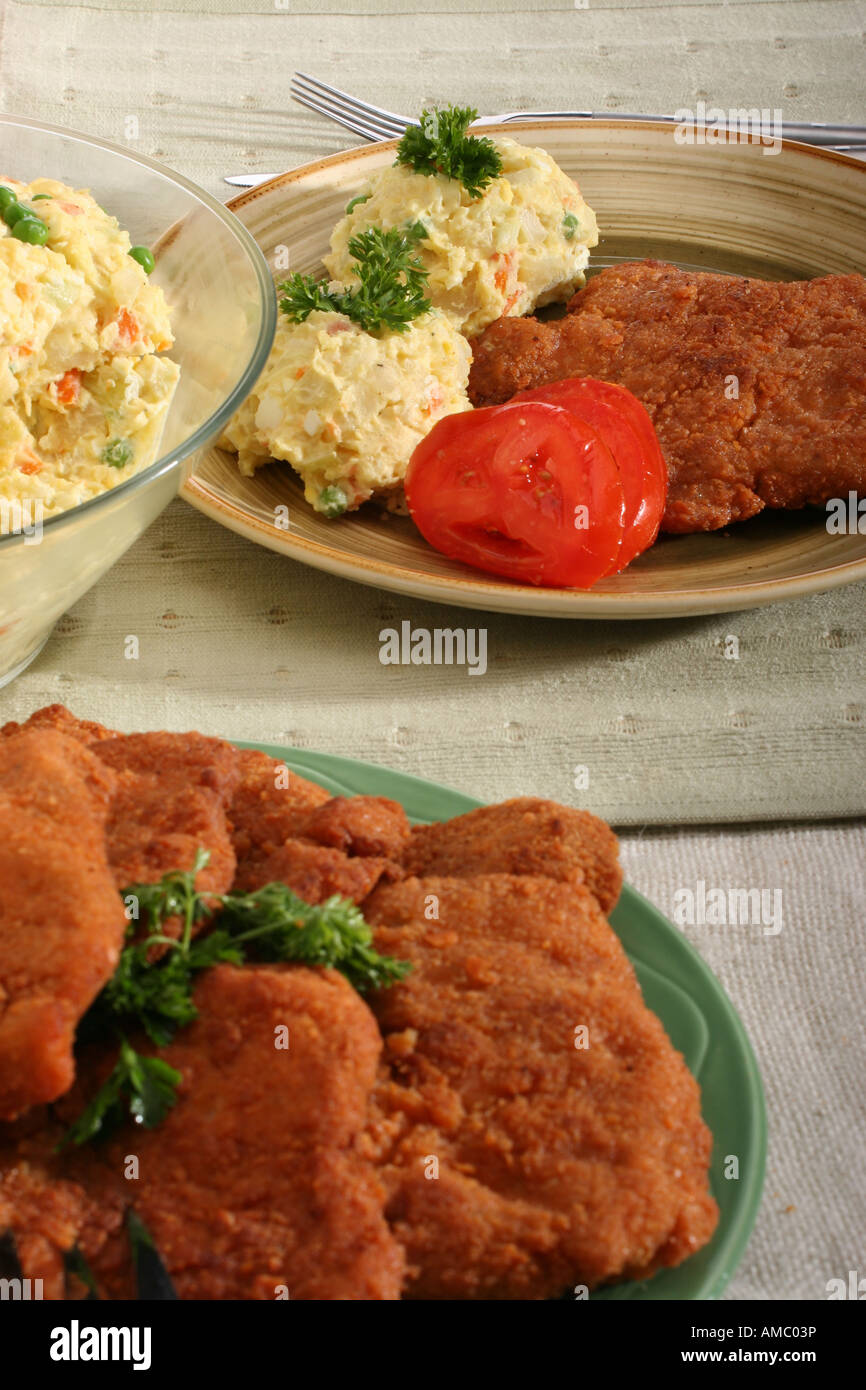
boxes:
[1,0,865,824]
[3,501,864,828]
[621,822,866,1302]
[0,0,864,1302]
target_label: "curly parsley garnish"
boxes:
[396,105,502,199]
[61,849,410,1147]
[62,1041,181,1148]
[279,223,431,334]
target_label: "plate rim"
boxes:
[236,737,768,1301]
[185,471,866,617]
[223,118,866,205]
[184,121,866,618]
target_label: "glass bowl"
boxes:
[0,114,276,686]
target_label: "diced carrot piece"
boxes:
[18,448,42,475]
[114,307,140,348]
[493,252,517,295]
[54,368,81,406]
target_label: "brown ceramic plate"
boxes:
[183,122,866,618]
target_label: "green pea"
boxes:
[101,438,134,469]
[318,485,348,518]
[0,186,18,212]
[3,201,28,226]
[11,216,49,245]
[562,213,580,242]
[128,245,155,274]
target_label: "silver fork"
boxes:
[225,71,866,186]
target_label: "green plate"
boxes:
[239,742,767,1302]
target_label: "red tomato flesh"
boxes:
[513,378,668,570]
[405,400,625,588]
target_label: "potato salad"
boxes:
[220,307,472,515]
[220,107,599,519]
[0,176,179,529]
[325,137,598,338]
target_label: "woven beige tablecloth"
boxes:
[0,0,864,1302]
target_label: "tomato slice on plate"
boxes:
[514,378,668,570]
[405,400,625,588]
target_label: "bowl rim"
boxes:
[0,110,277,552]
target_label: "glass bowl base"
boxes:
[0,629,52,690]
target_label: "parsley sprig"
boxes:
[280,223,431,334]
[396,105,503,199]
[61,850,410,1147]
[63,1041,181,1148]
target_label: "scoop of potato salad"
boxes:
[220,307,472,515]
[0,176,178,529]
[325,138,598,338]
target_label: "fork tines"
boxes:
[290,72,412,142]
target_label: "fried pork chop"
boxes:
[229,746,332,872]
[90,964,402,1300]
[302,795,411,860]
[366,873,718,1299]
[0,705,718,1301]
[468,259,866,533]
[1,967,404,1299]
[402,797,622,914]
[0,1152,124,1300]
[1,706,243,948]
[0,731,126,1119]
[233,793,410,902]
[0,703,115,747]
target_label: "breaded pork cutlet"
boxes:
[231,755,409,903]
[365,873,718,1299]
[469,259,866,533]
[0,731,126,1120]
[1,967,404,1300]
[95,731,240,921]
[302,796,411,860]
[1,703,115,746]
[234,793,409,902]
[1,704,240,899]
[2,703,386,914]
[229,746,331,870]
[0,1156,123,1300]
[2,707,241,945]
[66,964,404,1300]
[0,1105,129,1301]
[402,797,622,913]
[234,835,403,903]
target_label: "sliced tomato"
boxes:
[514,378,667,570]
[405,400,625,588]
